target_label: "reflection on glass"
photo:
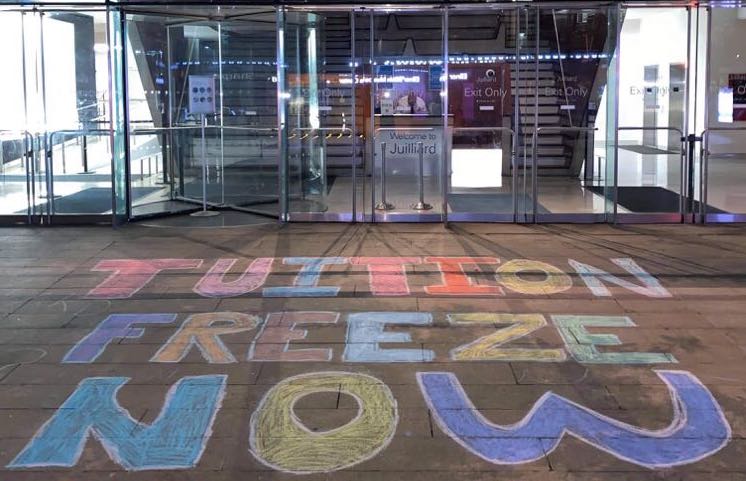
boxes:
[446,10,516,219]
[615,7,689,216]
[126,7,278,219]
[283,10,355,218]
[370,10,444,218]
[531,7,618,218]
[704,7,746,216]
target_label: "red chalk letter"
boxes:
[248,312,339,361]
[351,257,421,296]
[87,259,202,299]
[425,257,503,295]
[194,258,274,297]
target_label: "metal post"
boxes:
[686,133,698,218]
[80,135,91,174]
[61,136,67,174]
[412,141,432,210]
[375,141,394,210]
[191,113,219,217]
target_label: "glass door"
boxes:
[701,4,746,222]
[365,7,445,222]
[445,6,523,222]
[522,5,619,222]
[0,8,113,225]
[42,9,114,222]
[125,6,279,220]
[0,10,37,224]
[615,6,691,222]
[281,8,356,221]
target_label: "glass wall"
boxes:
[282,9,356,220]
[702,5,746,221]
[446,7,519,221]
[528,5,619,221]
[2,2,745,225]
[615,7,689,220]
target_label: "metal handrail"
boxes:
[451,126,516,221]
[700,127,746,218]
[618,126,686,217]
[532,126,597,220]
[46,129,110,216]
[291,126,352,139]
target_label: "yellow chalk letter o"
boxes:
[497,259,573,294]
[249,371,398,473]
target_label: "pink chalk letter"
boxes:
[194,258,274,297]
[87,259,202,299]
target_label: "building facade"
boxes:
[0,0,744,225]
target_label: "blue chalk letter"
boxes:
[418,370,730,468]
[344,312,434,362]
[263,257,347,297]
[8,375,226,470]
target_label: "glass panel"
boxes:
[0,11,33,220]
[616,7,688,217]
[703,6,746,217]
[110,8,127,222]
[219,11,278,216]
[43,10,114,216]
[283,9,355,219]
[126,13,217,217]
[446,8,518,220]
[530,6,618,219]
[369,9,444,220]
[125,7,281,221]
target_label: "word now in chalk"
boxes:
[8,370,730,473]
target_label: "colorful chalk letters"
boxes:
[418,370,730,468]
[62,311,677,365]
[249,371,398,473]
[85,256,673,299]
[9,375,226,470]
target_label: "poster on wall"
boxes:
[729,74,746,121]
[448,63,512,128]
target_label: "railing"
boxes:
[373,127,433,213]
[618,126,686,216]
[700,127,746,219]
[0,130,35,222]
[46,129,110,216]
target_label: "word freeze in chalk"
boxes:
[8,370,730,473]
[63,312,678,365]
[85,256,671,299]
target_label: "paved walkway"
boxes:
[1,222,746,480]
